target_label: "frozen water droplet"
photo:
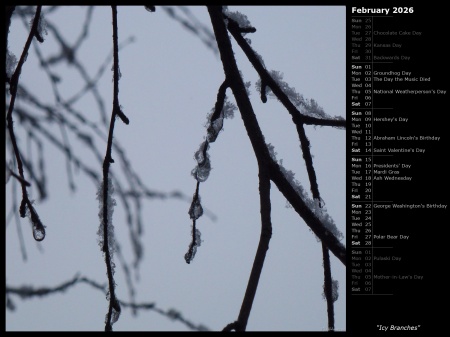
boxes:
[194,141,209,164]
[191,156,211,182]
[189,197,203,220]
[194,148,206,165]
[111,299,121,324]
[33,225,45,241]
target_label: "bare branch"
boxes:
[6,275,210,331]
[208,6,345,265]
[6,5,46,242]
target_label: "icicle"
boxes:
[191,143,211,183]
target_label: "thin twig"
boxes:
[6,5,46,242]
[208,6,345,265]
[226,18,346,129]
[322,244,335,331]
[99,6,129,331]
[6,275,210,331]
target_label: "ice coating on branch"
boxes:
[244,81,252,96]
[332,279,339,302]
[223,7,252,30]
[205,99,236,121]
[207,116,223,143]
[37,13,48,41]
[331,115,346,129]
[184,227,202,264]
[194,141,208,164]
[189,196,203,220]
[310,198,343,241]
[223,100,237,119]
[104,297,121,330]
[253,49,266,69]
[6,50,17,78]
[257,70,342,122]
[322,279,339,302]
[111,64,122,80]
[267,143,343,242]
[111,298,121,324]
[191,141,211,182]
[191,160,210,182]
[96,177,117,264]
[24,200,46,241]
[30,12,48,43]
[205,97,236,143]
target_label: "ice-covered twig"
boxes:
[6,274,210,331]
[185,79,236,263]
[226,17,346,129]
[98,7,128,331]
[208,6,346,265]
[267,144,343,242]
[6,6,47,242]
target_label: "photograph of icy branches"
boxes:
[6,6,346,331]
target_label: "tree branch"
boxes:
[6,275,210,331]
[208,6,345,265]
[226,17,346,129]
[322,244,335,331]
[6,5,46,242]
[233,166,272,331]
[99,6,128,331]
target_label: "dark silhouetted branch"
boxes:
[234,166,272,331]
[208,6,345,330]
[322,244,335,331]
[208,6,345,264]
[6,5,46,242]
[99,6,127,331]
[6,275,210,331]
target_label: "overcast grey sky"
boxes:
[6,6,346,331]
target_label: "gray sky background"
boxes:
[6,6,346,331]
